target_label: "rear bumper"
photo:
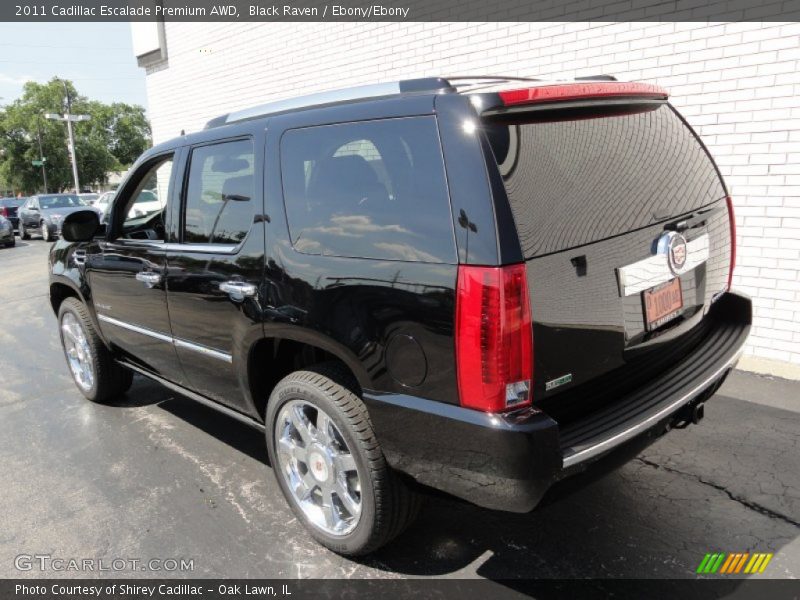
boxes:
[365,292,751,512]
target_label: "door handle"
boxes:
[135,271,161,288]
[219,281,257,302]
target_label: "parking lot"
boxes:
[0,239,798,581]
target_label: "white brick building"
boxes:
[134,21,800,375]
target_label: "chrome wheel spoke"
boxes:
[275,399,362,537]
[334,479,361,518]
[333,452,356,474]
[277,435,306,463]
[289,405,313,446]
[321,486,338,530]
[314,411,333,445]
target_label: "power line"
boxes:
[0,59,135,66]
[0,42,130,50]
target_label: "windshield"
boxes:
[39,195,87,209]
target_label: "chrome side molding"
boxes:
[97,314,233,363]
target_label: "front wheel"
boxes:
[41,221,51,242]
[58,298,133,403]
[265,363,420,556]
[20,223,30,240]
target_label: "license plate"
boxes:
[642,278,683,330]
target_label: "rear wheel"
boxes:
[266,363,420,556]
[58,298,133,403]
[5,239,14,248]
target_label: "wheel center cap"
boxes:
[308,450,329,482]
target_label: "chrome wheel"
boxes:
[61,312,94,391]
[41,223,50,242]
[275,400,362,536]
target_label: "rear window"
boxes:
[280,116,455,263]
[1,198,24,207]
[484,103,726,257]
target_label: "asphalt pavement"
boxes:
[0,239,798,582]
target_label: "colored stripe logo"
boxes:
[696,552,773,574]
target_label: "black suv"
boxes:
[49,77,751,555]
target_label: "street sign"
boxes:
[32,160,42,167]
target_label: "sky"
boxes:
[0,22,148,109]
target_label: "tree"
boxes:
[0,78,151,193]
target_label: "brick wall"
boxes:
[140,21,800,368]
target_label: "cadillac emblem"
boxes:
[657,231,689,275]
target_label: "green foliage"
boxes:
[0,78,151,194]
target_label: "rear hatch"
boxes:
[1,199,23,222]
[476,83,733,423]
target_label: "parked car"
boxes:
[0,196,25,232]
[127,189,163,218]
[78,193,100,206]
[94,191,115,223]
[0,215,14,247]
[18,194,97,242]
[49,77,750,556]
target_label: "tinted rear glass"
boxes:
[484,104,726,258]
[1,198,24,207]
[280,116,455,263]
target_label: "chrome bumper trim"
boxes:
[561,345,743,468]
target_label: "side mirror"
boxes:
[62,210,102,242]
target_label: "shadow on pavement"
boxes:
[120,377,799,581]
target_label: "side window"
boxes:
[280,116,455,263]
[183,139,255,245]
[119,155,173,241]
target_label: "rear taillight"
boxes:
[726,195,736,291]
[455,264,533,413]
[0,207,7,217]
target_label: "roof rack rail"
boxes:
[575,75,618,81]
[205,77,453,129]
[445,75,542,88]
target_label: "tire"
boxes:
[5,240,14,248]
[266,362,420,556]
[41,221,51,242]
[57,297,133,403]
[20,223,30,240]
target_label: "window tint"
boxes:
[39,195,86,209]
[484,104,726,257]
[120,156,173,241]
[183,139,255,245]
[280,116,455,263]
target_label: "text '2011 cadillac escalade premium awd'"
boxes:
[49,76,751,555]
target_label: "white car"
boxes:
[95,190,165,223]
[95,191,115,223]
[128,189,164,218]
[78,193,99,206]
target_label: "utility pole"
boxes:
[36,119,48,193]
[44,80,89,193]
